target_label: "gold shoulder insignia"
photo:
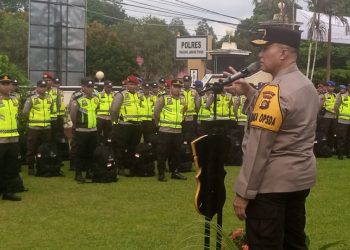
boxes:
[250,84,283,132]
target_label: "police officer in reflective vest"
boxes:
[0,75,22,201]
[96,80,114,141]
[196,89,212,136]
[182,75,199,143]
[334,83,350,160]
[43,73,61,140]
[52,77,66,139]
[206,88,233,134]
[23,80,52,175]
[110,75,142,176]
[70,78,99,183]
[234,95,248,143]
[319,80,337,150]
[139,82,156,142]
[154,80,188,182]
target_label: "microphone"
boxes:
[221,61,260,85]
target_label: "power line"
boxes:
[120,0,239,26]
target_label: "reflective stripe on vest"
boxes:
[211,94,231,120]
[97,92,113,116]
[139,94,155,121]
[198,96,211,121]
[159,95,184,129]
[29,95,52,127]
[237,95,248,122]
[58,93,66,116]
[0,97,19,138]
[48,88,58,118]
[77,96,99,128]
[121,91,141,122]
[183,89,196,116]
[324,93,336,113]
[339,95,350,120]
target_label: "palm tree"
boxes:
[308,0,350,80]
[306,4,327,80]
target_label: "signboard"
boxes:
[176,36,208,59]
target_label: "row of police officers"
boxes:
[318,81,350,159]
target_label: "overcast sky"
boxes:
[123,0,309,38]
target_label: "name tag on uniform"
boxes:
[250,84,283,132]
[82,100,87,106]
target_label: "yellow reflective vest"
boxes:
[139,93,155,121]
[237,95,248,122]
[324,93,336,113]
[97,91,113,116]
[183,89,197,116]
[198,95,211,121]
[76,96,99,129]
[120,91,141,122]
[159,95,185,129]
[0,96,19,138]
[48,87,59,119]
[211,93,231,120]
[58,92,66,116]
[28,94,52,128]
[339,94,350,120]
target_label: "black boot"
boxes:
[158,173,167,182]
[28,165,35,176]
[2,193,21,201]
[171,172,187,180]
[75,171,85,183]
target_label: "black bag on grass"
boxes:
[134,142,155,177]
[314,132,332,158]
[178,141,193,173]
[35,143,62,177]
[92,142,118,183]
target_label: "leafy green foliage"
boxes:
[0,0,28,12]
[0,12,28,71]
[86,21,137,85]
[0,54,29,85]
[87,0,127,26]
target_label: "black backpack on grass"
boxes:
[314,132,332,158]
[134,142,156,177]
[35,143,62,177]
[92,141,118,183]
[178,141,193,173]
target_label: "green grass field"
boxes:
[0,158,349,249]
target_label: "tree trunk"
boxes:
[306,40,313,78]
[326,13,332,81]
[311,40,318,81]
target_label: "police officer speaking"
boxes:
[226,27,319,249]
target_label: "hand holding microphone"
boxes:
[223,62,260,96]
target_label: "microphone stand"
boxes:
[199,82,225,250]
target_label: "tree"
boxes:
[0,12,28,71]
[87,0,127,26]
[86,21,137,84]
[0,0,28,12]
[307,0,350,80]
[117,16,186,79]
[169,17,190,36]
[0,54,30,85]
[195,19,217,40]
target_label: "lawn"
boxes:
[0,157,349,249]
